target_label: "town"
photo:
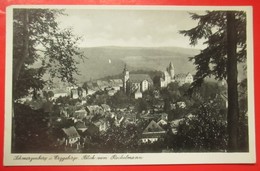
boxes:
[14,61,228,153]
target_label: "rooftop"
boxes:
[143,120,165,133]
[129,74,153,83]
[62,126,80,139]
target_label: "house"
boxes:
[62,126,80,146]
[134,88,142,99]
[109,79,123,90]
[108,89,117,96]
[85,79,122,96]
[52,89,68,99]
[141,120,166,143]
[71,88,79,99]
[73,109,87,121]
[85,105,103,115]
[75,121,87,132]
[175,73,193,86]
[157,113,168,127]
[97,80,110,90]
[85,82,100,95]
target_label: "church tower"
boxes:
[123,64,129,93]
[168,62,175,79]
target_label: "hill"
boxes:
[77,46,200,82]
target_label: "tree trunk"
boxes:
[13,10,29,91]
[12,10,29,152]
[226,11,239,152]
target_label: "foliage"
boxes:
[13,9,84,99]
[135,98,149,113]
[237,78,249,151]
[108,90,133,108]
[13,103,58,152]
[180,11,246,85]
[102,124,140,152]
[173,102,228,152]
[180,10,247,151]
[83,123,140,153]
[55,95,80,106]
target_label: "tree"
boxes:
[13,9,84,100]
[12,8,84,151]
[180,11,246,151]
[173,102,228,152]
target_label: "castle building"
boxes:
[160,62,175,87]
[122,65,153,98]
[160,62,194,87]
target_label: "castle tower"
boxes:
[123,64,129,93]
[168,62,175,79]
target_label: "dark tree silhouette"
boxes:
[13,9,84,100]
[180,11,247,151]
[12,8,84,151]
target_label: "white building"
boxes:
[160,62,194,87]
[122,65,153,98]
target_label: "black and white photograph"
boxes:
[4,5,255,165]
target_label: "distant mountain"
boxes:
[77,46,200,82]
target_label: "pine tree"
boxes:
[180,11,247,151]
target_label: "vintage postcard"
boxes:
[4,5,255,165]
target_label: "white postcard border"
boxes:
[4,5,256,166]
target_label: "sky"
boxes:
[57,8,206,49]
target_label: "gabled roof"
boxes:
[75,121,87,129]
[175,73,187,79]
[97,80,109,87]
[175,73,192,79]
[109,79,123,86]
[101,104,110,110]
[53,89,68,94]
[74,109,87,119]
[129,74,153,83]
[75,109,87,113]
[112,79,123,84]
[143,120,165,133]
[62,126,80,139]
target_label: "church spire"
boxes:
[168,62,174,79]
[169,62,174,69]
[123,64,129,93]
[123,64,128,73]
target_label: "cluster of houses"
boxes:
[19,61,195,151]
[55,96,192,151]
[84,79,123,96]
